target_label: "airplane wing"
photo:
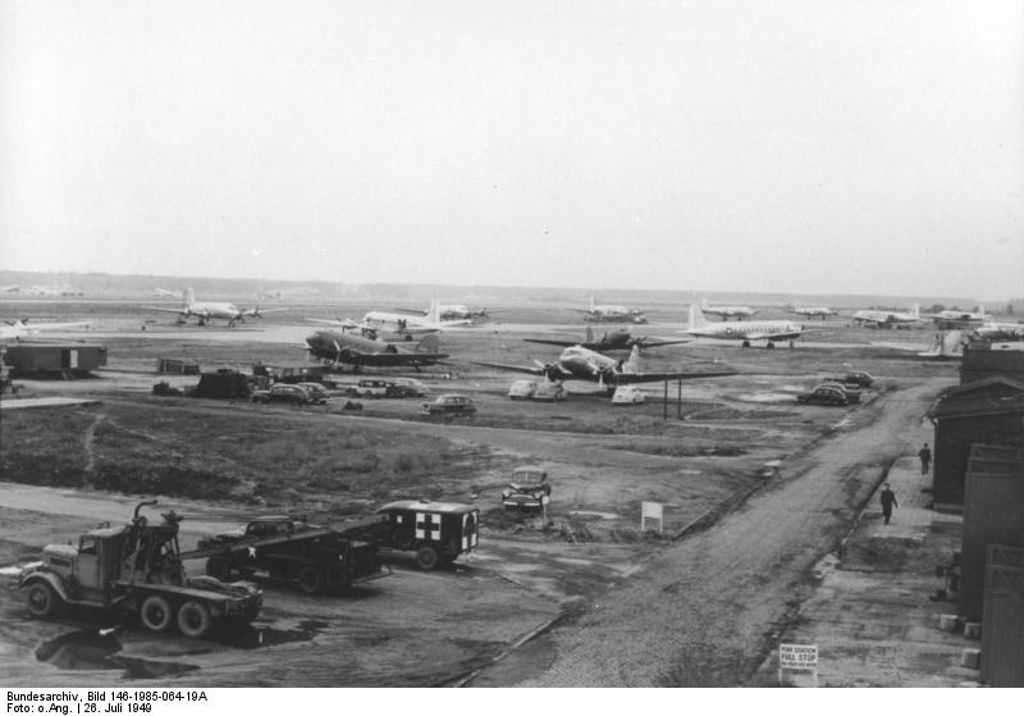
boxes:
[359,352,449,367]
[21,320,93,332]
[144,306,187,315]
[635,338,693,349]
[523,338,577,348]
[307,317,362,329]
[613,368,738,385]
[473,361,548,377]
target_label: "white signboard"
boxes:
[779,643,818,669]
[640,501,664,534]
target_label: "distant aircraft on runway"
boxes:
[851,304,923,329]
[476,344,736,391]
[314,300,473,339]
[699,298,756,321]
[571,297,648,324]
[304,329,448,371]
[524,326,691,353]
[925,306,988,329]
[397,302,493,323]
[146,288,285,327]
[0,319,92,342]
[684,304,804,348]
[787,302,837,320]
[972,321,1024,342]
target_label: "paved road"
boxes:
[507,377,947,686]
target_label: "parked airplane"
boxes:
[972,321,1024,342]
[476,344,735,391]
[571,297,648,324]
[871,330,966,359]
[0,319,92,342]
[851,304,922,329]
[397,303,493,322]
[304,330,448,371]
[684,304,804,348]
[787,302,837,320]
[699,298,756,321]
[146,288,285,326]
[318,300,473,338]
[524,326,691,353]
[926,306,988,329]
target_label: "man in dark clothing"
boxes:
[918,444,932,475]
[880,483,898,525]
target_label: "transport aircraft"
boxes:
[476,344,736,391]
[683,304,804,348]
[571,297,648,324]
[787,302,837,320]
[851,303,922,329]
[972,321,1024,342]
[318,300,473,338]
[699,298,756,321]
[871,330,966,359]
[524,325,691,353]
[304,329,448,371]
[0,319,92,342]
[397,303,492,322]
[926,306,988,328]
[146,288,285,326]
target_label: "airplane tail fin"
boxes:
[910,303,920,319]
[689,304,708,330]
[416,334,440,354]
[184,287,196,310]
[427,297,440,324]
[585,325,594,343]
[622,345,641,374]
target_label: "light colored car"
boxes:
[610,385,645,405]
[508,380,538,400]
[532,381,567,402]
[348,379,395,399]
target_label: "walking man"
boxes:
[918,443,932,475]
[880,483,898,525]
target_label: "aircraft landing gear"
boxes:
[742,340,751,348]
[766,341,775,350]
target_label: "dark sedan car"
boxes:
[251,383,317,405]
[796,385,849,406]
[420,394,477,417]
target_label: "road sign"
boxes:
[778,643,819,687]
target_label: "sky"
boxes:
[2,1,1022,300]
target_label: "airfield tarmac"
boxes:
[0,300,964,686]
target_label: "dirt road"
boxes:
[476,377,948,686]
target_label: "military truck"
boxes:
[188,515,389,594]
[343,500,480,571]
[19,501,262,638]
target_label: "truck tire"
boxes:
[295,566,324,595]
[415,545,439,571]
[177,600,212,639]
[140,595,173,632]
[392,527,414,551]
[26,582,61,617]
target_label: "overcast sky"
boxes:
[2,1,1022,299]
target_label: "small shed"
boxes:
[960,345,1024,385]
[960,455,1024,621]
[252,363,326,384]
[3,344,107,378]
[194,370,252,399]
[928,377,1024,509]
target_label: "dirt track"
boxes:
[489,377,948,687]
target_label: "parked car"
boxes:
[348,379,395,399]
[818,380,862,403]
[296,382,331,404]
[420,394,477,417]
[796,385,849,406]
[502,466,551,511]
[508,380,538,400]
[828,371,874,388]
[387,378,429,398]
[611,385,645,405]
[532,381,567,402]
[251,383,314,405]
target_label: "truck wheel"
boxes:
[26,582,60,617]
[392,527,414,551]
[295,566,324,595]
[140,595,173,632]
[415,545,439,571]
[205,556,231,581]
[177,600,212,639]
